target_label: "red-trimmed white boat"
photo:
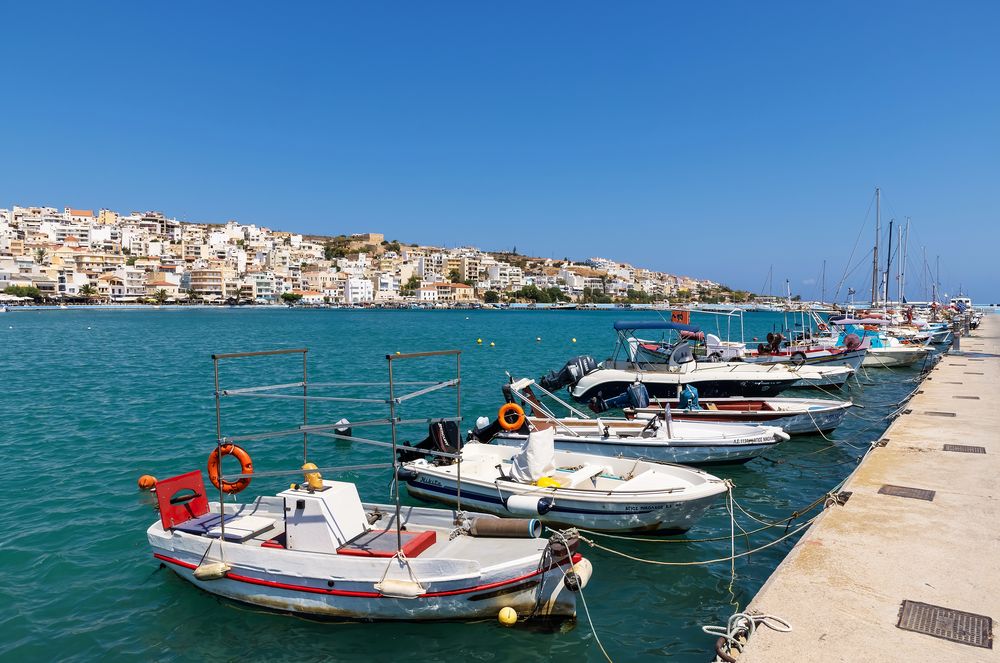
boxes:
[144,348,591,623]
[148,473,587,621]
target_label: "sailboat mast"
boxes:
[871,187,880,307]
[935,255,940,303]
[884,218,894,306]
[900,219,909,303]
[821,259,826,304]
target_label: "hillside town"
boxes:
[0,205,726,306]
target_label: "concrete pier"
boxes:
[737,314,998,662]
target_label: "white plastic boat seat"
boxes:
[206,515,276,543]
[559,464,608,488]
[172,512,239,536]
[612,470,682,493]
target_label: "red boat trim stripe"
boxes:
[153,552,582,599]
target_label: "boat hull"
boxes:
[147,501,583,621]
[861,348,929,368]
[493,431,778,465]
[638,399,852,435]
[570,370,799,401]
[403,476,722,534]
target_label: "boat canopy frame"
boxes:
[209,347,464,553]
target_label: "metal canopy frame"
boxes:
[210,347,462,553]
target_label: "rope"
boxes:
[579,516,818,566]
[550,530,612,662]
[703,611,793,659]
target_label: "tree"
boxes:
[4,285,42,301]
[581,287,612,304]
[78,284,98,299]
[401,275,421,296]
[153,289,169,305]
[126,256,138,266]
[448,269,462,283]
[324,241,348,260]
[185,288,201,302]
[281,292,303,304]
[483,290,500,303]
[34,247,47,264]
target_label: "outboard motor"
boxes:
[679,384,701,410]
[397,420,462,463]
[669,341,695,366]
[540,355,598,391]
[588,382,650,414]
[467,416,511,443]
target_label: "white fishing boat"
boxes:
[458,379,789,465]
[400,432,728,534]
[626,396,853,435]
[542,321,805,402]
[828,318,932,368]
[145,349,591,623]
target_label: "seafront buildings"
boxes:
[0,204,718,304]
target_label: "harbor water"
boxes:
[0,309,928,662]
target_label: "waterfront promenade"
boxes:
[738,314,999,662]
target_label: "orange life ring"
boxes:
[207,444,253,494]
[498,403,526,431]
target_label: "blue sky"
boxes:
[2,2,998,302]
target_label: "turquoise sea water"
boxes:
[0,309,928,662]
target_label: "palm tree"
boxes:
[153,289,168,305]
[34,247,48,264]
[78,284,98,299]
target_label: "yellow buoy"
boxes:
[396,351,401,355]
[477,338,483,344]
[571,337,577,343]
[137,475,157,491]
[498,606,517,626]
[536,337,541,342]
[489,341,495,347]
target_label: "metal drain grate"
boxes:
[897,600,993,649]
[952,395,980,399]
[924,411,956,417]
[943,444,986,454]
[878,484,936,501]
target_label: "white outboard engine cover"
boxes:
[509,427,556,483]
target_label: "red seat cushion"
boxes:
[337,529,437,558]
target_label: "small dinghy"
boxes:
[464,379,789,465]
[144,349,591,623]
[626,396,853,435]
[399,431,728,534]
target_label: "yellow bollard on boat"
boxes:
[302,462,323,490]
